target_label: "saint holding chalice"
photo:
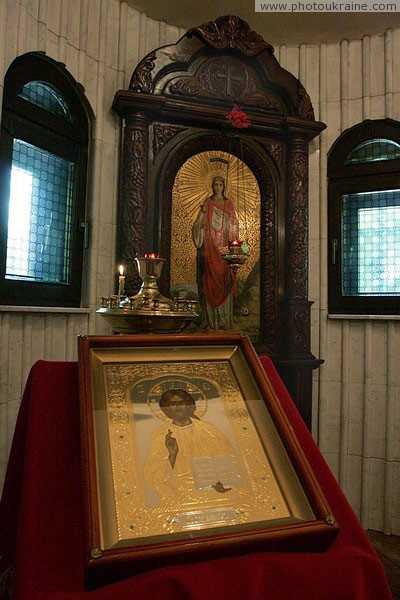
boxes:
[192,174,239,330]
[170,150,260,334]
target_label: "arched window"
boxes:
[0,52,92,306]
[328,119,400,314]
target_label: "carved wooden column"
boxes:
[118,111,149,294]
[284,135,312,359]
[276,135,320,429]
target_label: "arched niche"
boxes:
[112,15,325,428]
[168,147,262,332]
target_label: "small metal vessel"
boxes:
[97,256,197,334]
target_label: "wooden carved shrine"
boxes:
[113,15,325,428]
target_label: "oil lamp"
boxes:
[219,108,250,275]
[220,240,248,274]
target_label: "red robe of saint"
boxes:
[201,197,239,307]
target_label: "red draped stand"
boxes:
[0,358,392,600]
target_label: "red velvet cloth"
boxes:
[0,358,392,600]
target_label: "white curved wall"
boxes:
[0,0,399,534]
[276,36,400,534]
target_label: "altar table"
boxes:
[0,357,392,599]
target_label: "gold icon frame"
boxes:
[78,333,338,585]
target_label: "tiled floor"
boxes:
[367,531,400,600]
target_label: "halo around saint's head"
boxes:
[207,158,230,196]
[147,378,207,421]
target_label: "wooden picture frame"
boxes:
[78,333,337,586]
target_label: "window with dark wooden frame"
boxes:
[328,119,400,315]
[0,52,92,307]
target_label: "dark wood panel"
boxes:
[112,15,326,429]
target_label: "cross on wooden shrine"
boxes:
[215,64,246,97]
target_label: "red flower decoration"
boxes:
[226,106,249,129]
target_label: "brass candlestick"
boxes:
[129,256,173,311]
[97,255,197,334]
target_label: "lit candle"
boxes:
[118,265,125,296]
[229,240,242,247]
[142,253,162,259]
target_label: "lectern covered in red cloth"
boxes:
[0,354,392,600]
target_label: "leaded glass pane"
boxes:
[345,139,400,165]
[18,81,73,121]
[6,139,74,284]
[342,189,400,295]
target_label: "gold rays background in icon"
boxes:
[170,150,260,285]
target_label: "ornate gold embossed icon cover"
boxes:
[88,344,314,550]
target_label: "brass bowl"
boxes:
[96,307,197,334]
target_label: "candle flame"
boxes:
[142,253,162,259]
[119,265,124,276]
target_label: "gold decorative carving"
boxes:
[102,360,290,541]
[188,15,273,57]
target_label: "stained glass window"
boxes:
[0,52,91,306]
[342,190,400,296]
[18,80,73,121]
[328,119,400,314]
[345,139,400,165]
[6,140,74,284]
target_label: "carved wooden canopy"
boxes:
[115,15,317,126]
[112,15,325,428]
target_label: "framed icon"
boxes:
[78,333,337,585]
